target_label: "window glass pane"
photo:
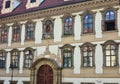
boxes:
[111,50,116,55]
[106,50,110,55]
[111,45,116,49]
[84,56,92,67]
[106,45,110,49]
[106,56,110,66]
[83,52,87,56]
[105,10,115,21]
[88,51,92,56]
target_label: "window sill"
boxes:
[103,66,119,69]
[81,33,94,36]
[62,34,74,37]
[81,66,95,69]
[102,30,118,34]
[62,67,74,69]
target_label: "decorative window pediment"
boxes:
[80,42,96,67]
[102,40,119,67]
[42,19,54,39]
[26,0,44,9]
[23,47,35,68]
[10,49,20,68]
[25,21,36,41]
[80,10,96,34]
[100,6,118,31]
[62,14,75,36]
[60,44,75,68]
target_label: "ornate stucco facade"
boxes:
[0,0,120,84]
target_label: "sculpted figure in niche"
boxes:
[43,20,53,39]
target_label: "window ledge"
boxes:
[62,67,74,69]
[81,33,94,36]
[103,66,119,69]
[81,66,95,69]
[62,35,74,38]
[102,30,118,34]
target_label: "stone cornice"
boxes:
[0,0,119,24]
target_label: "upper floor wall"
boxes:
[0,0,87,15]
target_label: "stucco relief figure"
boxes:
[43,20,53,39]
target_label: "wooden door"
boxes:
[37,65,53,84]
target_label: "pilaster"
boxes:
[19,50,24,74]
[34,19,43,44]
[7,24,13,46]
[119,44,120,73]
[72,13,82,40]
[93,9,103,38]
[20,23,26,45]
[95,43,103,74]
[6,50,11,73]
[74,45,81,74]
[52,15,63,42]
[117,8,120,36]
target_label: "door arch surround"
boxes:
[30,58,61,84]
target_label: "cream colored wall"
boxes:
[1,4,120,84]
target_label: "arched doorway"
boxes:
[31,58,61,84]
[37,64,53,84]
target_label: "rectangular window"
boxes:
[104,83,118,84]
[23,81,30,84]
[62,83,73,84]
[81,83,95,84]
[5,1,10,8]
[30,0,36,3]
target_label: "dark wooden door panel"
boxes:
[37,65,53,84]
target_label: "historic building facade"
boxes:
[0,0,120,84]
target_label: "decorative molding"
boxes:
[0,0,119,24]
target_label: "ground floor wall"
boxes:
[0,77,120,84]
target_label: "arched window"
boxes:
[104,10,115,31]
[11,49,20,68]
[43,20,53,39]
[0,50,6,68]
[24,48,34,68]
[83,14,93,33]
[25,21,35,41]
[60,44,75,68]
[64,16,73,36]
[80,43,96,67]
[12,24,21,42]
[102,40,118,67]
[0,26,8,43]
